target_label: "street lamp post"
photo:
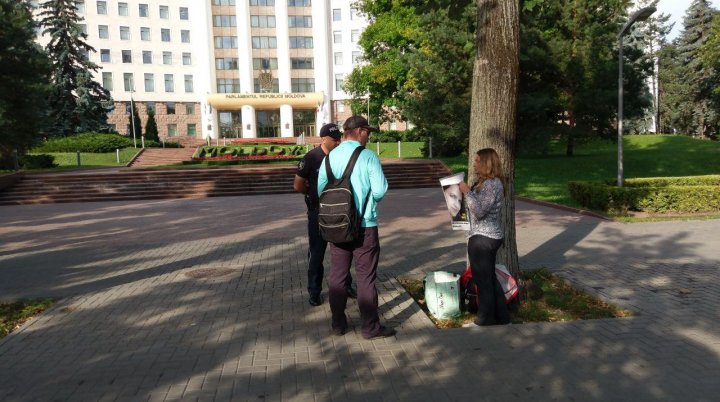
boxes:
[130,90,137,148]
[617,5,656,187]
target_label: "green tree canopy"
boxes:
[0,0,51,166]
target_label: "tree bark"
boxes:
[468,0,520,279]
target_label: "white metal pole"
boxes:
[618,36,624,187]
[116,148,120,164]
[397,141,401,158]
[376,141,380,155]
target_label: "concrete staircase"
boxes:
[0,160,452,205]
[128,147,198,167]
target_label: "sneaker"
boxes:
[308,294,324,307]
[364,326,397,340]
[346,286,358,299]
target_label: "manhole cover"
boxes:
[184,268,234,279]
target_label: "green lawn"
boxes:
[367,141,424,158]
[440,135,720,207]
[32,148,139,168]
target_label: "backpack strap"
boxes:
[341,146,365,181]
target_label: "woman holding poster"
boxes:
[458,148,510,326]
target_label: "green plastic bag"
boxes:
[424,271,461,319]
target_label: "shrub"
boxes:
[568,175,720,214]
[21,154,57,169]
[33,133,134,153]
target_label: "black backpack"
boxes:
[318,146,370,244]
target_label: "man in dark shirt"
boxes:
[294,123,356,306]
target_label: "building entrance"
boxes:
[293,109,316,137]
[219,111,242,138]
[256,110,280,137]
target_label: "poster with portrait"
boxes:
[439,172,469,230]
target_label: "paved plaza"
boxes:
[1,188,719,401]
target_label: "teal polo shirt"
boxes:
[317,140,388,228]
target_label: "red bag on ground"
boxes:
[460,264,519,306]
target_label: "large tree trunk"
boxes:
[468,0,520,279]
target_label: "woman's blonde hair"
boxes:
[474,148,504,185]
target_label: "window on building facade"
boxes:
[335,74,344,91]
[289,36,313,48]
[78,24,87,35]
[187,124,196,137]
[291,78,314,93]
[182,53,192,65]
[123,73,134,91]
[125,103,132,113]
[216,57,238,70]
[212,0,236,4]
[288,0,311,6]
[167,124,177,137]
[102,72,113,91]
[164,74,174,92]
[142,51,152,64]
[118,2,128,16]
[217,79,240,93]
[288,15,311,28]
[121,50,132,63]
[184,75,194,93]
[337,102,345,112]
[144,73,154,92]
[120,26,130,40]
[291,57,313,69]
[350,9,357,20]
[334,52,342,65]
[140,27,150,41]
[352,51,361,64]
[97,1,107,15]
[214,36,237,48]
[253,78,279,93]
[161,28,170,42]
[179,7,188,20]
[186,103,195,115]
[214,15,237,27]
[98,25,109,39]
[159,5,168,19]
[100,49,110,62]
[250,15,275,27]
[333,31,341,43]
[75,0,85,14]
[332,8,340,21]
[181,30,190,43]
[250,0,275,5]
[251,36,277,49]
[162,51,172,64]
[139,3,149,17]
[146,101,155,113]
[166,102,176,114]
[252,58,278,70]
[351,29,360,42]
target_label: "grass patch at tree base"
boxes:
[0,299,55,338]
[398,268,631,328]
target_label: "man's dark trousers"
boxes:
[328,227,381,338]
[307,208,327,297]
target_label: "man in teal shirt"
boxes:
[317,116,396,339]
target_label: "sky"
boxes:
[656,0,720,40]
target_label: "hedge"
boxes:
[32,133,181,153]
[568,175,720,214]
[193,144,308,159]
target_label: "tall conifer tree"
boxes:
[39,0,113,136]
[0,0,51,166]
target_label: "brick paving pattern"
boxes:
[1,189,718,401]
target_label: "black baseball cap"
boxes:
[342,116,379,133]
[319,123,341,139]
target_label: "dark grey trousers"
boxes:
[328,227,381,338]
[468,234,510,325]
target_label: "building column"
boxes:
[242,105,257,138]
[280,104,293,137]
[202,102,216,139]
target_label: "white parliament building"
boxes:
[33,0,371,140]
